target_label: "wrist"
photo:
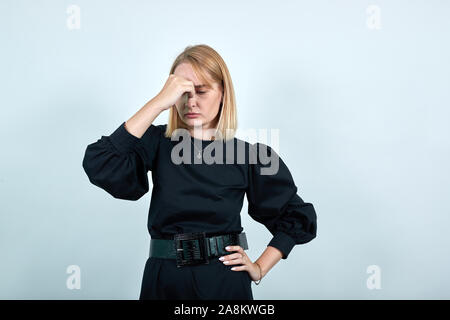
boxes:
[255,262,263,279]
[252,262,263,285]
[255,261,266,278]
[146,97,168,113]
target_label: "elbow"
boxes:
[110,185,148,201]
[82,150,97,183]
[300,202,318,242]
[82,160,149,201]
[81,144,149,201]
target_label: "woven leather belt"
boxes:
[149,232,249,267]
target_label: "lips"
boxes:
[185,113,200,118]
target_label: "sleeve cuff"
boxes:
[267,231,296,259]
[108,121,141,154]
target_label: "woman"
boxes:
[82,44,317,300]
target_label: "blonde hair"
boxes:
[164,44,237,141]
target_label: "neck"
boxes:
[188,121,218,141]
[189,127,215,141]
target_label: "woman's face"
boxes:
[173,62,223,131]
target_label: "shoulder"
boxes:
[147,123,167,136]
[229,138,278,167]
[139,123,167,144]
[233,137,275,156]
[155,124,168,139]
[151,123,167,132]
[158,124,168,131]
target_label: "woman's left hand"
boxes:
[219,245,262,281]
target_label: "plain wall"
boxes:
[1,0,449,299]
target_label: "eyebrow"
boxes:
[195,84,210,89]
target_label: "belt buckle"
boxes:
[174,232,210,268]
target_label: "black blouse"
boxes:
[82,122,317,259]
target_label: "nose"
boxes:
[184,94,198,109]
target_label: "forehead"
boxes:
[174,62,217,89]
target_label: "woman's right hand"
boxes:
[152,74,196,112]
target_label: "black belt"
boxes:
[149,232,249,268]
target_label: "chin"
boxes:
[184,118,204,126]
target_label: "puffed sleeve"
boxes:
[82,121,162,201]
[246,142,317,259]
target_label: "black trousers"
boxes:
[139,256,254,300]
